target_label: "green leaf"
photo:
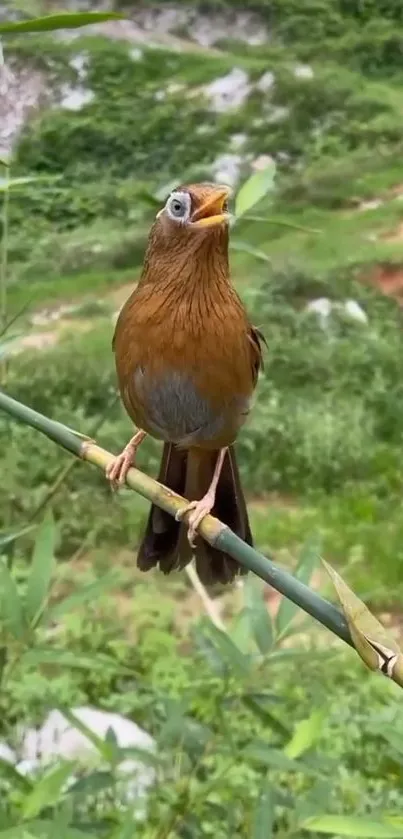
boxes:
[284,708,326,759]
[235,163,276,219]
[20,647,126,673]
[276,535,321,639]
[301,815,403,837]
[0,12,125,34]
[0,524,36,548]
[244,743,308,773]
[110,817,139,839]
[0,820,96,839]
[53,705,116,764]
[242,694,291,737]
[0,176,53,192]
[323,560,403,685]
[68,770,114,800]
[0,558,25,640]
[0,158,10,167]
[0,757,32,791]
[230,240,271,263]
[204,623,252,678]
[22,761,76,819]
[45,571,119,622]
[252,778,274,839]
[25,512,56,625]
[243,576,273,654]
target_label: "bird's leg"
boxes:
[176,447,228,548]
[106,429,147,488]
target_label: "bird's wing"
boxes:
[247,324,266,387]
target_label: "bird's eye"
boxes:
[171,199,184,216]
[166,191,191,222]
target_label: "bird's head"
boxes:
[155,182,232,236]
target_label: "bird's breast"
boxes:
[129,364,250,448]
[114,286,255,447]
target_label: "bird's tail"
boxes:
[137,444,251,585]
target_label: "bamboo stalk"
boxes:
[5,389,403,687]
[0,389,352,646]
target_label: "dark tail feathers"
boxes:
[137,443,252,585]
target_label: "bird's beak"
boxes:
[190,186,232,228]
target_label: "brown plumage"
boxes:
[107,182,265,585]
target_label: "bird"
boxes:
[107,182,265,585]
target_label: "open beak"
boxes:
[190,186,232,228]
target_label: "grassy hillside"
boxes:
[1,0,403,600]
[1,3,403,835]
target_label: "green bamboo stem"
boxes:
[0,388,352,647]
[5,389,403,688]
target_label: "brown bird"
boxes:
[107,182,264,585]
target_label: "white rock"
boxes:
[211,153,243,187]
[357,199,383,212]
[305,298,368,327]
[0,741,16,764]
[251,154,275,172]
[266,105,290,124]
[306,298,332,326]
[20,707,155,763]
[60,84,94,111]
[69,53,88,80]
[343,300,368,324]
[129,47,143,61]
[256,71,275,93]
[166,82,185,95]
[18,707,156,810]
[230,133,247,150]
[294,63,314,80]
[203,68,250,113]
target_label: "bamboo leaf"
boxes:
[45,571,119,621]
[0,524,36,548]
[0,757,32,791]
[204,623,252,677]
[0,13,125,34]
[276,535,320,638]
[6,823,95,839]
[0,558,25,640]
[284,708,326,759]
[22,761,75,819]
[20,647,126,673]
[301,815,403,837]
[244,743,317,775]
[0,176,54,191]
[252,777,274,839]
[230,240,271,263]
[52,705,115,763]
[25,511,56,625]
[323,560,403,685]
[235,163,276,219]
[68,770,114,799]
[243,576,273,654]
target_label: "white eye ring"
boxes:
[165,191,191,223]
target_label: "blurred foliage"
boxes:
[3,264,403,599]
[0,519,402,836]
[1,1,403,832]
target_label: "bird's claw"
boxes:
[105,448,134,489]
[176,494,215,549]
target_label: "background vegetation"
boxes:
[1,0,403,836]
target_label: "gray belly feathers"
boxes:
[133,366,248,445]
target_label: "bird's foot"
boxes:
[175,489,216,549]
[106,430,146,489]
